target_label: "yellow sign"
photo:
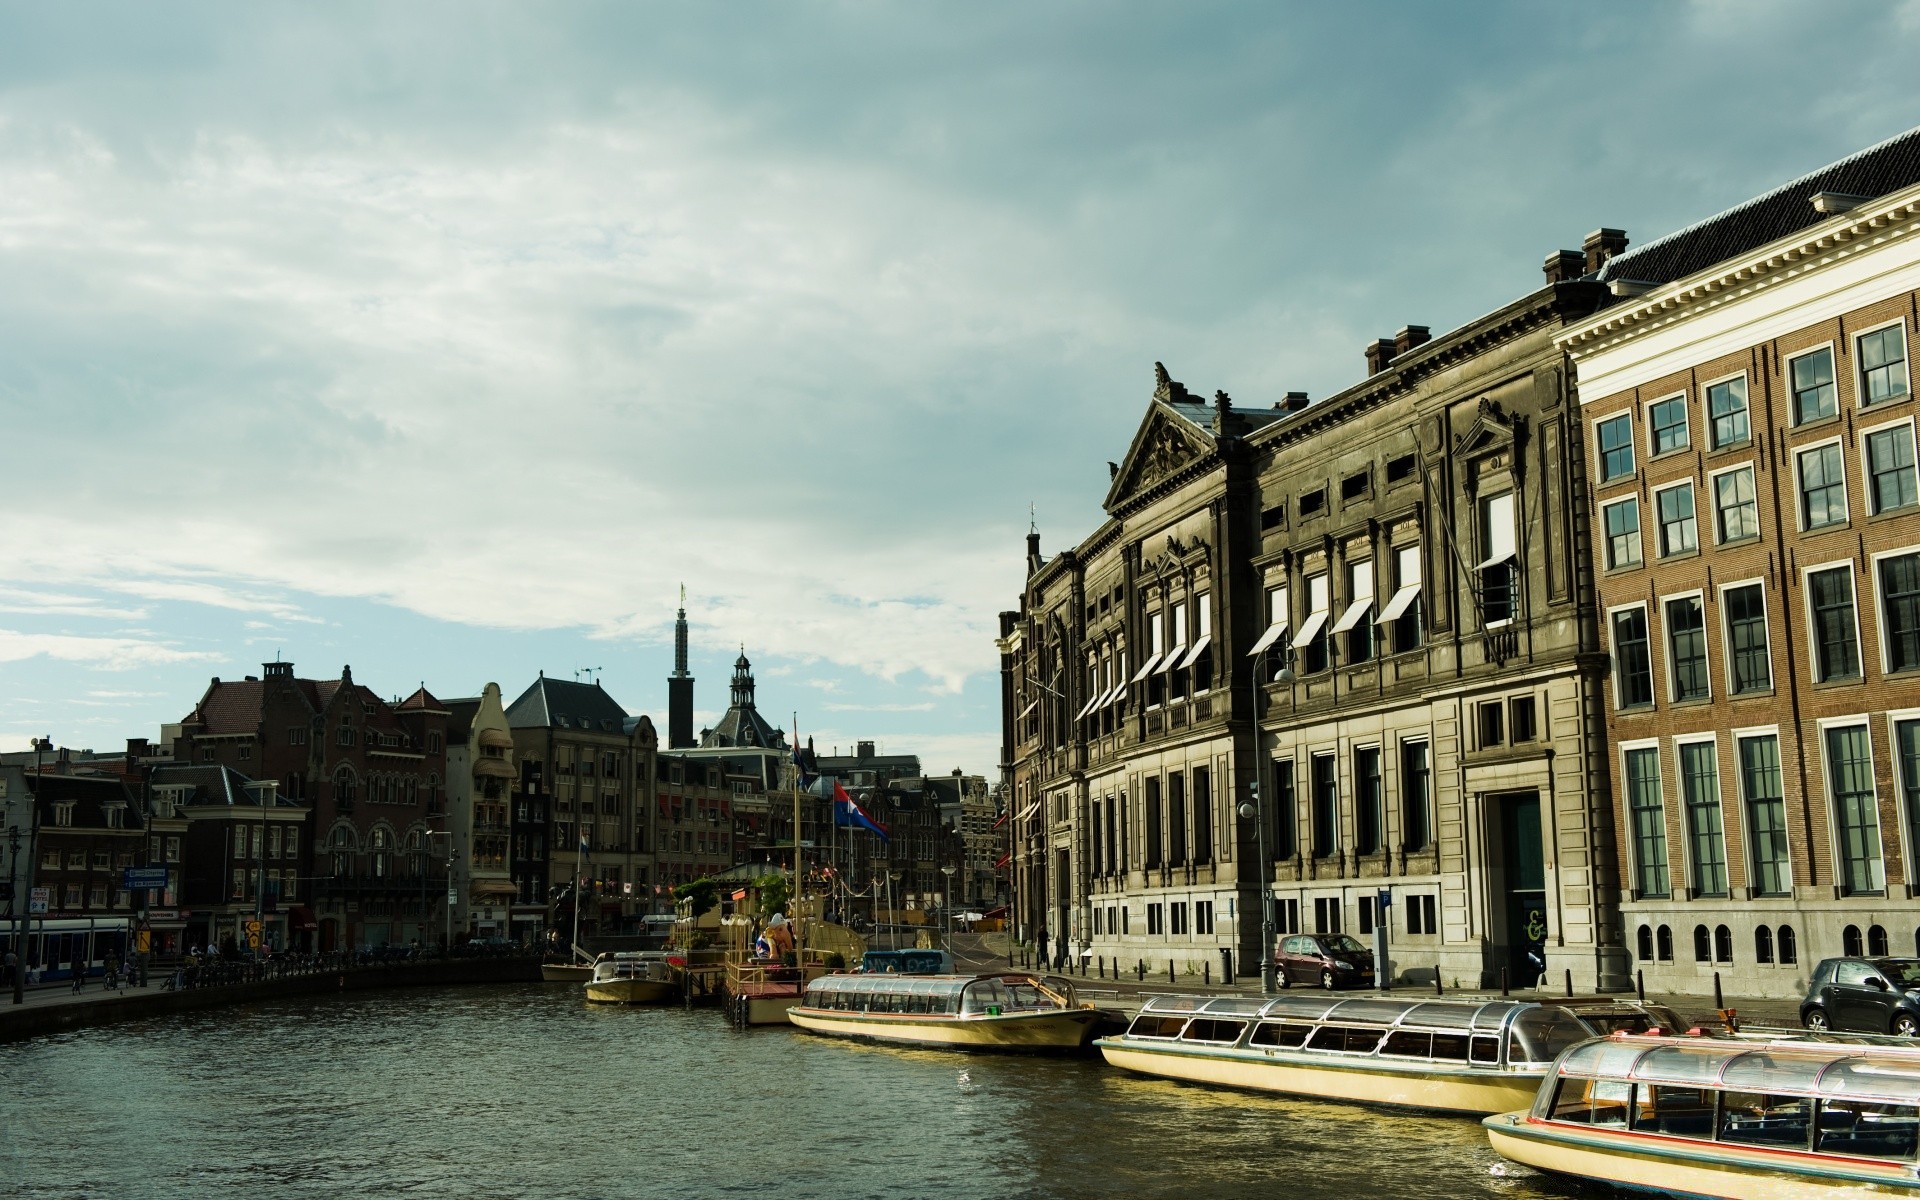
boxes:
[244,919,262,937]
[135,930,151,955]
[247,934,261,951]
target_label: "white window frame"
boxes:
[1802,558,1863,684]
[1861,414,1920,517]
[1708,460,1760,546]
[1731,723,1794,898]
[1703,369,1751,450]
[1786,341,1840,427]
[1672,731,1725,897]
[1869,542,1920,677]
[1883,706,1920,891]
[1792,434,1851,533]
[1716,576,1773,696]
[1816,713,1884,896]
[1854,317,1911,410]
[1594,410,1636,484]
[1606,599,1656,712]
[1601,496,1643,569]
[1646,391,1691,458]
[1652,479,1698,558]
[1661,588,1712,705]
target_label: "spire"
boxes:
[672,584,689,679]
[667,587,696,749]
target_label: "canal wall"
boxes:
[0,956,542,1044]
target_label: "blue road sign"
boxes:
[123,866,170,891]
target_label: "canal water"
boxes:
[0,984,1582,1199]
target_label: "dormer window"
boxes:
[104,805,125,829]
[53,802,75,827]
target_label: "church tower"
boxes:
[667,585,695,749]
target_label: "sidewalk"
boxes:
[2,977,161,1012]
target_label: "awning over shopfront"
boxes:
[288,906,319,931]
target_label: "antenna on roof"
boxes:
[574,666,602,683]
[1029,502,1037,535]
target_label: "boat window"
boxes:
[1380,1031,1432,1058]
[1507,1008,1592,1065]
[1328,999,1415,1026]
[1718,1091,1812,1149]
[1006,982,1045,1009]
[1144,995,1208,1014]
[1471,1002,1522,1031]
[1249,1022,1311,1049]
[1127,1015,1189,1039]
[1632,1085,1717,1139]
[1260,996,1342,1022]
[1814,1100,1920,1160]
[1306,1025,1384,1054]
[1632,1045,1737,1086]
[1470,1035,1500,1064]
[1400,1002,1479,1031]
[1549,1077,1633,1127]
[1819,1058,1920,1106]
[1429,1033,1470,1061]
[1181,1019,1247,1044]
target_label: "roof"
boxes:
[147,763,300,807]
[506,674,631,733]
[699,702,787,751]
[22,772,143,828]
[1599,125,1920,288]
[397,686,449,714]
[442,697,482,742]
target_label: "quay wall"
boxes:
[0,957,542,1044]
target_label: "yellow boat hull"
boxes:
[584,978,679,1005]
[789,1006,1101,1052]
[1098,1040,1541,1115]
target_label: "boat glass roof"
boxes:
[1138,993,1539,1030]
[1562,1036,1920,1105]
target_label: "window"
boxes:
[1680,741,1727,898]
[1401,740,1430,853]
[1310,753,1337,858]
[1809,565,1861,682]
[1195,901,1213,934]
[1272,759,1296,860]
[1603,499,1642,569]
[1386,454,1416,484]
[1826,724,1883,895]
[1275,898,1300,935]
[1478,701,1504,748]
[1510,696,1537,743]
[1656,483,1697,556]
[1146,904,1163,935]
[1713,466,1758,543]
[1707,376,1749,448]
[1383,543,1423,653]
[1405,894,1437,935]
[1722,583,1772,694]
[1867,424,1919,514]
[1666,595,1709,702]
[1797,443,1848,530]
[1790,346,1837,425]
[1626,746,1668,899]
[1479,491,1516,624]
[1897,721,1920,884]
[1168,771,1187,864]
[1358,895,1375,935]
[1192,765,1212,863]
[1649,394,1689,455]
[1313,896,1342,934]
[1144,778,1162,868]
[1299,487,1327,517]
[1354,746,1382,856]
[1597,413,1635,481]
[1296,573,1331,674]
[1170,903,1188,936]
[1341,470,1370,502]
[1612,607,1654,708]
[1859,323,1909,406]
[1337,559,1375,664]
[1882,553,1920,673]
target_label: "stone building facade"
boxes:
[1565,130,1920,998]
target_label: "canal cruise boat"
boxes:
[583,952,680,1005]
[789,972,1106,1053]
[1486,1033,1920,1200]
[1096,994,1682,1115]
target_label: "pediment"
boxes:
[1103,396,1214,511]
[1451,396,1520,459]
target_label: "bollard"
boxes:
[1714,971,1724,1010]
[1565,968,1574,998]
[1168,960,1176,984]
[1435,966,1443,996]
[1637,968,1646,1002]
[1137,959,1144,981]
[1500,967,1509,998]
[1204,961,1211,986]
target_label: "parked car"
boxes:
[1800,956,1920,1035]
[1274,933,1375,989]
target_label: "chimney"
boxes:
[857,740,876,760]
[126,736,148,776]
[1583,228,1628,274]
[1543,249,1585,284]
[1394,326,1431,356]
[1364,339,1396,375]
[1282,391,1310,412]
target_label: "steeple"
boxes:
[667,585,696,750]
[672,583,690,679]
[731,647,755,707]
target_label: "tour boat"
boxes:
[1485,1033,1920,1199]
[789,972,1106,1053]
[1096,994,1682,1115]
[583,952,681,1005]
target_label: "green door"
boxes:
[1496,792,1546,988]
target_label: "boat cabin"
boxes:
[804,973,1077,1017]
[861,949,954,974]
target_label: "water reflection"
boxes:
[0,985,1581,1199]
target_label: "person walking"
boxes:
[70,947,86,994]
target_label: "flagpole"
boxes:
[792,713,803,970]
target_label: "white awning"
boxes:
[1160,643,1187,672]
[1100,683,1125,708]
[1130,652,1163,682]
[1017,700,1037,720]
[1375,582,1422,625]
[1290,608,1330,649]
[1178,635,1211,669]
[1074,695,1100,720]
[1015,801,1040,822]
[1476,547,1517,571]
[1329,596,1373,635]
[1247,621,1290,656]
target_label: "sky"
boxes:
[2,1,1917,777]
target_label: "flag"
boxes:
[578,832,590,855]
[831,781,889,843]
[792,739,820,788]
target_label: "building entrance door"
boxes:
[1053,849,1071,969]
[1490,791,1546,988]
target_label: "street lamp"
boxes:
[14,736,50,1003]
[940,864,957,956]
[887,870,902,950]
[1241,644,1295,995]
[242,781,278,963]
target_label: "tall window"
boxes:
[1597,413,1635,481]
[1656,483,1697,556]
[1272,759,1296,859]
[1400,740,1430,853]
[1383,543,1423,653]
[1898,721,1920,886]
[1144,778,1162,868]
[1722,583,1771,694]
[1649,394,1689,455]
[1680,741,1727,898]
[1884,552,1920,673]
[1190,593,1214,692]
[1708,375,1749,448]
[1612,607,1654,708]
[1480,491,1516,624]
[1809,566,1861,682]
[1666,595,1709,702]
[1310,753,1337,859]
[1867,424,1919,514]
[1859,323,1909,406]
[1192,766,1212,863]
[1603,499,1642,569]
[1714,467,1759,543]
[1797,443,1848,529]
[1739,734,1790,897]
[1338,559,1375,664]
[1168,771,1187,864]
[1791,346,1838,425]
[1354,746,1382,857]
[1626,746,1669,899]
[1827,725,1883,895]
[1297,573,1331,674]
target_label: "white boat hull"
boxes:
[790,1006,1101,1052]
[1097,1040,1543,1115]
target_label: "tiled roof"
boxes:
[397,686,448,713]
[25,772,143,828]
[1599,125,1920,288]
[191,678,267,734]
[505,675,631,732]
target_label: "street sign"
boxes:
[123,866,170,891]
[244,918,262,937]
[447,887,458,905]
[28,886,49,915]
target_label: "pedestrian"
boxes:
[70,951,86,994]
[3,949,16,992]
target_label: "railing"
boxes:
[1482,627,1519,666]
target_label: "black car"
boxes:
[1800,956,1920,1035]
[1273,933,1375,989]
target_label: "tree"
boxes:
[673,877,719,920]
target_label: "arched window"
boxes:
[1656,925,1673,963]
[327,824,355,878]
[371,827,392,879]
[1636,926,1654,962]
[1844,924,1864,956]
[1714,925,1733,964]
[1778,925,1798,966]
[1756,925,1774,964]
[333,766,357,805]
[1870,925,1890,957]
[1693,924,1711,963]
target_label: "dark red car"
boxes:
[1274,933,1375,989]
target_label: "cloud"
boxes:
[0,629,221,670]
[823,701,936,714]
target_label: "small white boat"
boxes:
[1486,1033,1920,1199]
[790,972,1104,1053]
[583,952,680,1005]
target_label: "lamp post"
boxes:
[242,781,278,963]
[940,864,957,957]
[887,870,902,950]
[14,736,50,1003]
[1242,645,1292,995]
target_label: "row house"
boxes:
[17,768,145,926]
[445,684,525,942]
[147,762,310,955]
[1566,129,1920,998]
[656,752,735,898]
